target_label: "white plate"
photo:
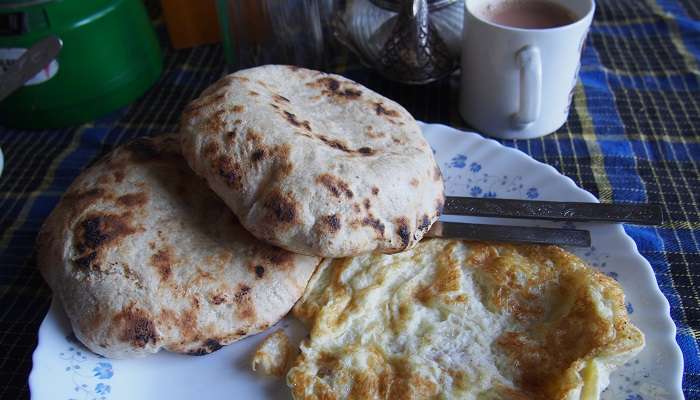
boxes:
[29,123,683,400]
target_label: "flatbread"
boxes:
[288,239,644,399]
[37,135,320,359]
[180,65,444,257]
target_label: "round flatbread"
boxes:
[37,135,320,359]
[180,65,444,258]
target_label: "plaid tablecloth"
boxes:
[1,0,699,398]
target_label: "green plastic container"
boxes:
[0,0,162,129]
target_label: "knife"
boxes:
[443,196,662,225]
[0,35,63,102]
[425,221,592,247]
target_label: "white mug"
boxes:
[459,0,595,139]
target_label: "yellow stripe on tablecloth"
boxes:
[650,0,700,74]
[594,16,659,26]
[580,64,698,79]
[588,133,700,144]
[573,83,614,202]
[664,220,700,230]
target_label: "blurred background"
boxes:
[0,0,466,131]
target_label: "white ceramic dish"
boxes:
[29,123,683,399]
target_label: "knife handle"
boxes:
[427,221,591,247]
[443,197,663,225]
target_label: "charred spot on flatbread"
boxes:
[263,189,300,226]
[117,192,149,208]
[317,214,342,235]
[113,305,159,348]
[396,217,411,248]
[73,213,140,270]
[316,173,354,199]
[307,76,363,100]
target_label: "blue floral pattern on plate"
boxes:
[93,362,113,380]
[448,154,467,168]
[443,153,539,200]
[61,334,113,400]
[602,358,671,399]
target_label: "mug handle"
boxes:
[512,45,542,129]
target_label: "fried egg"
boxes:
[252,330,294,377]
[287,239,644,399]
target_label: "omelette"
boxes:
[286,239,644,399]
[252,330,294,377]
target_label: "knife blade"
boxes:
[443,196,662,225]
[425,221,592,247]
[0,35,62,102]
